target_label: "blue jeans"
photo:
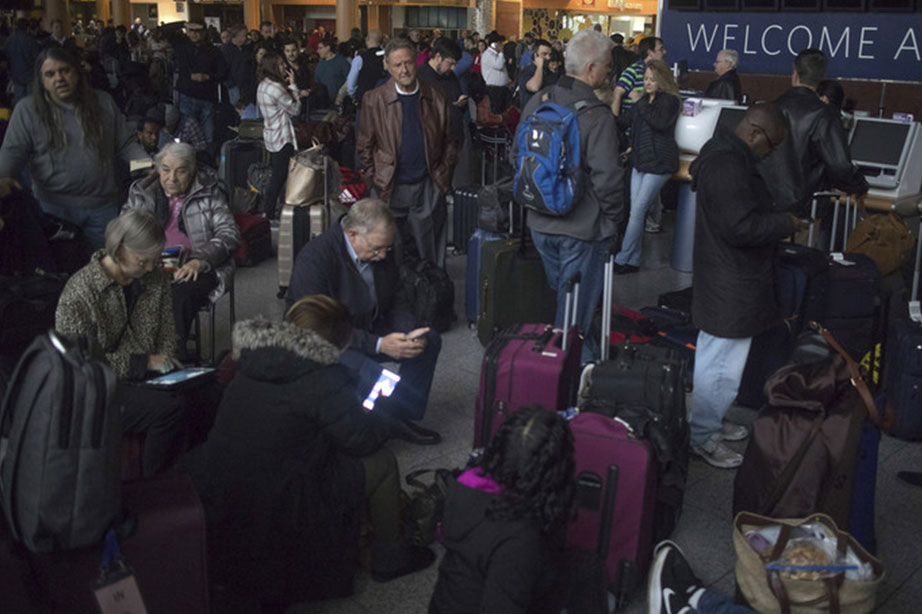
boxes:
[340,330,442,422]
[690,331,753,447]
[178,93,215,145]
[39,202,119,251]
[696,589,756,614]
[531,229,611,363]
[615,168,671,267]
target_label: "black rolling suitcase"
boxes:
[218,137,267,193]
[451,185,480,253]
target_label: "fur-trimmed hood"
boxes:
[232,317,341,365]
[230,317,345,384]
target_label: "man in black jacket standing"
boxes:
[704,49,741,103]
[688,103,802,468]
[173,20,226,147]
[418,37,466,149]
[759,49,868,213]
[287,199,443,445]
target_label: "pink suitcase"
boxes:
[565,406,658,608]
[473,277,582,448]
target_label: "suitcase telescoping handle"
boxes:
[600,245,618,362]
[561,272,581,352]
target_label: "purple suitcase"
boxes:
[474,278,582,448]
[566,412,658,607]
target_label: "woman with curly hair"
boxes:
[429,405,592,614]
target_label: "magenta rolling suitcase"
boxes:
[473,277,582,448]
[566,412,658,608]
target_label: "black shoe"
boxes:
[371,545,436,582]
[613,263,640,275]
[647,540,702,614]
[392,420,441,445]
[897,471,922,488]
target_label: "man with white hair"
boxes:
[521,30,626,362]
[704,49,742,103]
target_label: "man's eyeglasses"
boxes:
[751,123,779,154]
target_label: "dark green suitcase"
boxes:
[476,237,557,345]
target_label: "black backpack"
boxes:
[0,331,120,553]
[399,260,456,333]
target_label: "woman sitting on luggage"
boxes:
[612,59,681,275]
[123,141,240,361]
[430,405,603,614]
[257,50,309,220]
[184,295,435,611]
[55,209,187,476]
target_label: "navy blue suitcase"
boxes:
[884,319,922,440]
[776,244,829,334]
[465,229,504,324]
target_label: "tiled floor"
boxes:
[210,210,922,613]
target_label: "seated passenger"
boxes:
[287,199,443,445]
[184,295,435,609]
[55,209,187,475]
[430,405,603,614]
[123,141,240,360]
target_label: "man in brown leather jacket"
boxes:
[357,37,456,268]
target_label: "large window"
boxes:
[406,6,468,29]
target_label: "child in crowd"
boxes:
[430,405,608,614]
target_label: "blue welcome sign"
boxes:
[660,10,922,82]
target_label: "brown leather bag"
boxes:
[732,325,892,530]
[845,212,915,276]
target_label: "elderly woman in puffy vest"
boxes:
[122,141,239,359]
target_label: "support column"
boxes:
[95,0,110,25]
[45,0,71,35]
[111,0,131,27]
[336,0,357,42]
[244,0,260,31]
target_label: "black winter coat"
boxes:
[704,69,742,103]
[758,86,868,214]
[183,318,389,604]
[429,479,544,614]
[628,93,680,175]
[689,128,796,338]
[287,217,415,356]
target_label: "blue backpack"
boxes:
[513,99,600,216]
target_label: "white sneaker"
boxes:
[691,434,743,469]
[720,421,749,442]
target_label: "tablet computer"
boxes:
[140,367,216,389]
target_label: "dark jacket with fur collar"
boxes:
[183,318,388,603]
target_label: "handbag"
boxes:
[403,468,458,546]
[845,212,915,276]
[734,511,884,614]
[285,139,341,207]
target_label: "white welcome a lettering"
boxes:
[762,24,783,56]
[893,28,921,61]
[819,27,850,58]
[858,26,877,59]
[687,23,720,53]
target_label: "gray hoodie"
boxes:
[522,76,626,242]
[0,90,146,209]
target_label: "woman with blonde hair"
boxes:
[613,58,681,274]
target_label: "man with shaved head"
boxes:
[686,103,803,469]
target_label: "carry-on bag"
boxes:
[465,228,505,324]
[0,474,209,613]
[285,139,341,207]
[732,324,892,540]
[565,412,657,608]
[277,197,347,299]
[219,137,267,194]
[400,259,456,333]
[232,213,271,267]
[474,276,582,448]
[0,331,119,553]
[476,221,557,345]
[452,185,480,252]
[733,511,884,614]
[578,253,689,546]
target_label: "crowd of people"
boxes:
[0,13,894,614]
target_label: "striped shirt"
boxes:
[616,59,646,116]
[257,78,300,153]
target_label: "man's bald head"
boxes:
[736,103,788,159]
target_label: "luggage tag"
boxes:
[830,252,857,266]
[94,528,149,614]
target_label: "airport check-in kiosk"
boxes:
[671,99,742,272]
